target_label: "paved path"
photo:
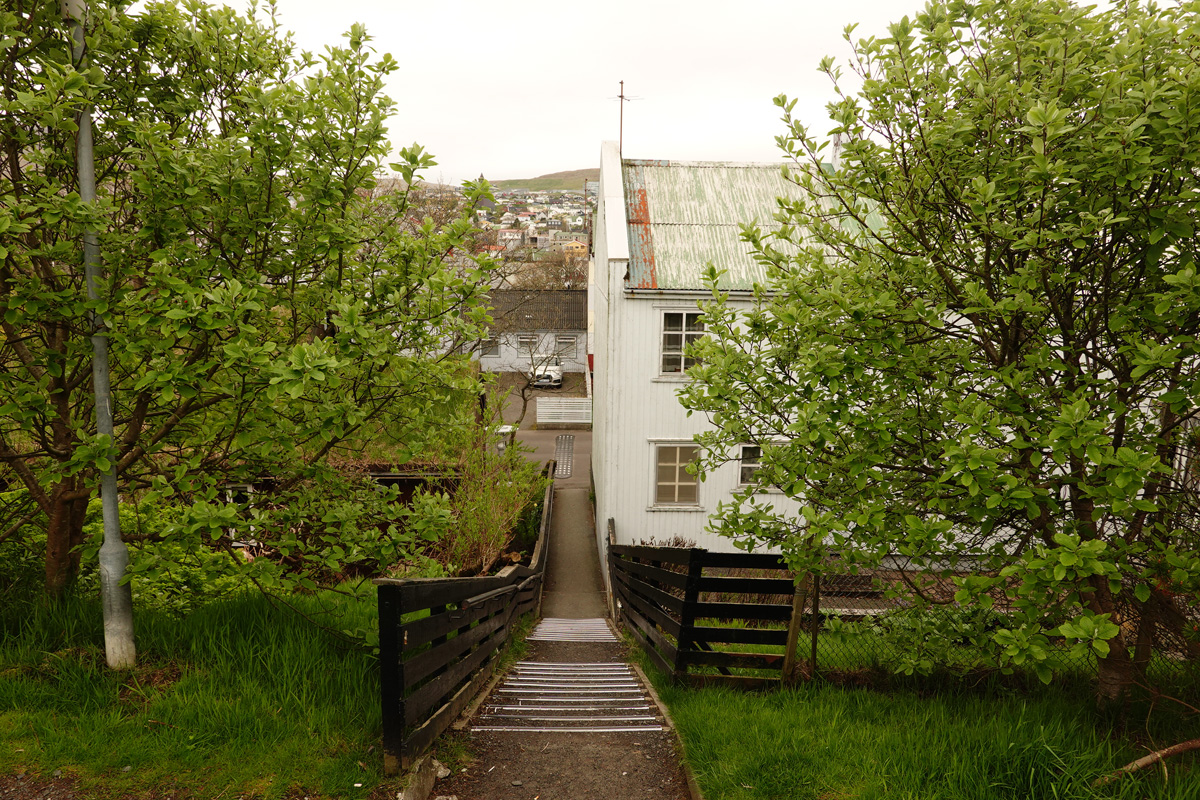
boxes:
[434,431,691,800]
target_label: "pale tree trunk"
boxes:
[1090,574,1135,710]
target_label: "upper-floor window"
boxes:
[738,445,762,486]
[661,311,703,374]
[517,334,539,351]
[480,337,500,357]
[556,335,577,359]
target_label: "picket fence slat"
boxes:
[536,397,592,424]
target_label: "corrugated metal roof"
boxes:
[622,159,806,291]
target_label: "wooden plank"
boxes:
[697,552,788,570]
[377,585,405,776]
[401,649,500,771]
[618,578,682,638]
[609,544,694,565]
[679,650,784,671]
[397,576,510,609]
[613,566,685,615]
[679,673,780,691]
[402,594,507,650]
[693,601,793,622]
[404,611,512,726]
[621,606,675,677]
[697,575,795,595]
[402,606,511,687]
[690,625,787,646]
[617,558,690,590]
[622,597,680,663]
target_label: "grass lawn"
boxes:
[1,587,388,799]
[644,663,1198,800]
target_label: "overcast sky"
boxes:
[249,0,929,185]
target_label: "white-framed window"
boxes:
[655,444,700,505]
[661,311,703,374]
[480,337,500,357]
[738,445,762,486]
[556,334,577,359]
[517,334,539,351]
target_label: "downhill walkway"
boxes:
[433,430,691,800]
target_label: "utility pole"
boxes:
[62,0,136,669]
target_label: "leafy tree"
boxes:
[681,0,1200,704]
[0,1,495,596]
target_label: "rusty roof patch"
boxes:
[623,162,657,289]
[620,159,807,291]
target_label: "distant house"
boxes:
[591,141,805,552]
[498,228,525,249]
[478,289,589,376]
[560,239,587,260]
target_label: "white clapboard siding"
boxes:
[537,397,592,424]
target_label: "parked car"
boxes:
[532,354,563,389]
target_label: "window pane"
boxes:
[662,354,682,373]
[685,313,704,331]
[656,483,674,504]
[662,332,682,350]
[664,313,683,331]
[676,483,697,504]
[657,464,675,482]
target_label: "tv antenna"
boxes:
[612,80,641,153]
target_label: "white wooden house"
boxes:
[591,141,804,554]
[479,289,588,376]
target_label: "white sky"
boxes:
[246,0,930,185]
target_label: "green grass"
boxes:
[638,657,1198,800]
[1,588,387,799]
[1,586,542,798]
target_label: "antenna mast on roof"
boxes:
[620,80,628,153]
[615,81,640,154]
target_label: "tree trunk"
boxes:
[1090,574,1134,710]
[43,483,90,597]
[1095,643,1135,709]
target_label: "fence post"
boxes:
[377,584,404,776]
[607,519,618,621]
[809,574,821,679]
[782,572,811,685]
[674,548,705,681]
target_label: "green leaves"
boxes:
[680,0,1200,698]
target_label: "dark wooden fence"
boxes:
[608,541,804,690]
[375,464,554,774]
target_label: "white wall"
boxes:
[592,141,800,557]
[478,330,588,374]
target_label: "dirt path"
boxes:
[432,444,691,800]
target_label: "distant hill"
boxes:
[491,169,599,192]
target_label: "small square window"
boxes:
[517,334,539,351]
[655,445,700,505]
[661,311,703,373]
[480,337,500,357]
[556,335,577,359]
[739,445,762,486]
